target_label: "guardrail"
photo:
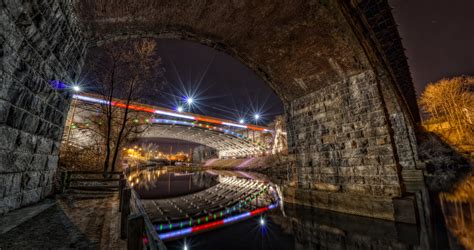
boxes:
[60,170,166,249]
[119,178,167,250]
[60,170,123,192]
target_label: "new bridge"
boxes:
[67,94,281,158]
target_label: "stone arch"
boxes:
[1,0,424,221]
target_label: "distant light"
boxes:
[177,106,184,112]
[239,119,245,124]
[72,85,81,92]
[184,244,188,250]
[186,97,193,105]
[254,114,260,120]
[260,217,265,226]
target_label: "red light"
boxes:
[250,207,269,216]
[191,220,224,232]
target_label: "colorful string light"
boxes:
[158,202,278,240]
[72,94,272,132]
[155,185,271,232]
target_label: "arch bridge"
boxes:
[1,0,426,223]
[67,94,275,158]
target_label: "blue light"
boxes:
[159,228,192,240]
[223,212,251,223]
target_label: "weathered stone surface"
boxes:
[0,193,22,215]
[20,187,42,207]
[0,0,85,214]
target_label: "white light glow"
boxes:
[186,97,193,105]
[177,106,184,112]
[222,122,247,129]
[260,217,265,226]
[154,110,195,120]
[72,85,81,92]
[73,94,109,105]
[254,114,260,120]
[239,119,245,124]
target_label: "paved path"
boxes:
[0,192,124,249]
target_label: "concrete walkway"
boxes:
[0,192,125,249]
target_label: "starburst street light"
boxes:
[254,113,260,122]
[177,106,184,112]
[239,119,245,124]
[186,97,194,105]
[260,217,265,226]
[72,85,81,92]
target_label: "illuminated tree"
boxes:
[79,38,166,174]
[419,76,474,145]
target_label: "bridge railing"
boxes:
[119,178,167,250]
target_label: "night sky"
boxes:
[389,0,474,96]
[152,39,284,125]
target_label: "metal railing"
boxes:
[119,177,167,250]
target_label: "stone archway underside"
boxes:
[1,0,424,221]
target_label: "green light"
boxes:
[214,214,217,219]
[220,212,223,217]
[180,222,183,228]
[198,218,201,224]
[169,223,172,229]
[189,219,192,226]
[205,216,208,222]
[159,224,162,231]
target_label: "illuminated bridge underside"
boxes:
[141,176,277,241]
[141,124,266,158]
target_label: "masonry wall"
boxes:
[286,70,403,198]
[0,0,85,214]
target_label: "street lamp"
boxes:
[177,106,184,112]
[260,217,265,226]
[254,114,260,124]
[239,119,245,124]
[186,97,193,105]
[72,85,81,92]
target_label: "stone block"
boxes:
[35,137,53,154]
[0,173,22,197]
[21,171,41,190]
[46,155,58,171]
[0,125,19,150]
[0,193,22,215]
[15,130,37,153]
[0,99,11,123]
[20,187,42,206]
[30,154,48,170]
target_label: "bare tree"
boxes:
[81,38,165,174]
[419,76,474,146]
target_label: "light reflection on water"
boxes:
[128,166,466,250]
[440,174,474,249]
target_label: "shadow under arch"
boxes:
[74,0,423,222]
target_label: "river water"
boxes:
[128,167,471,250]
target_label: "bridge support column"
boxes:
[0,1,85,215]
[285,70,419,222]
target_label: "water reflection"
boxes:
[127,167,462,249]
[127,167,218,199]
[441,174,474,249]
